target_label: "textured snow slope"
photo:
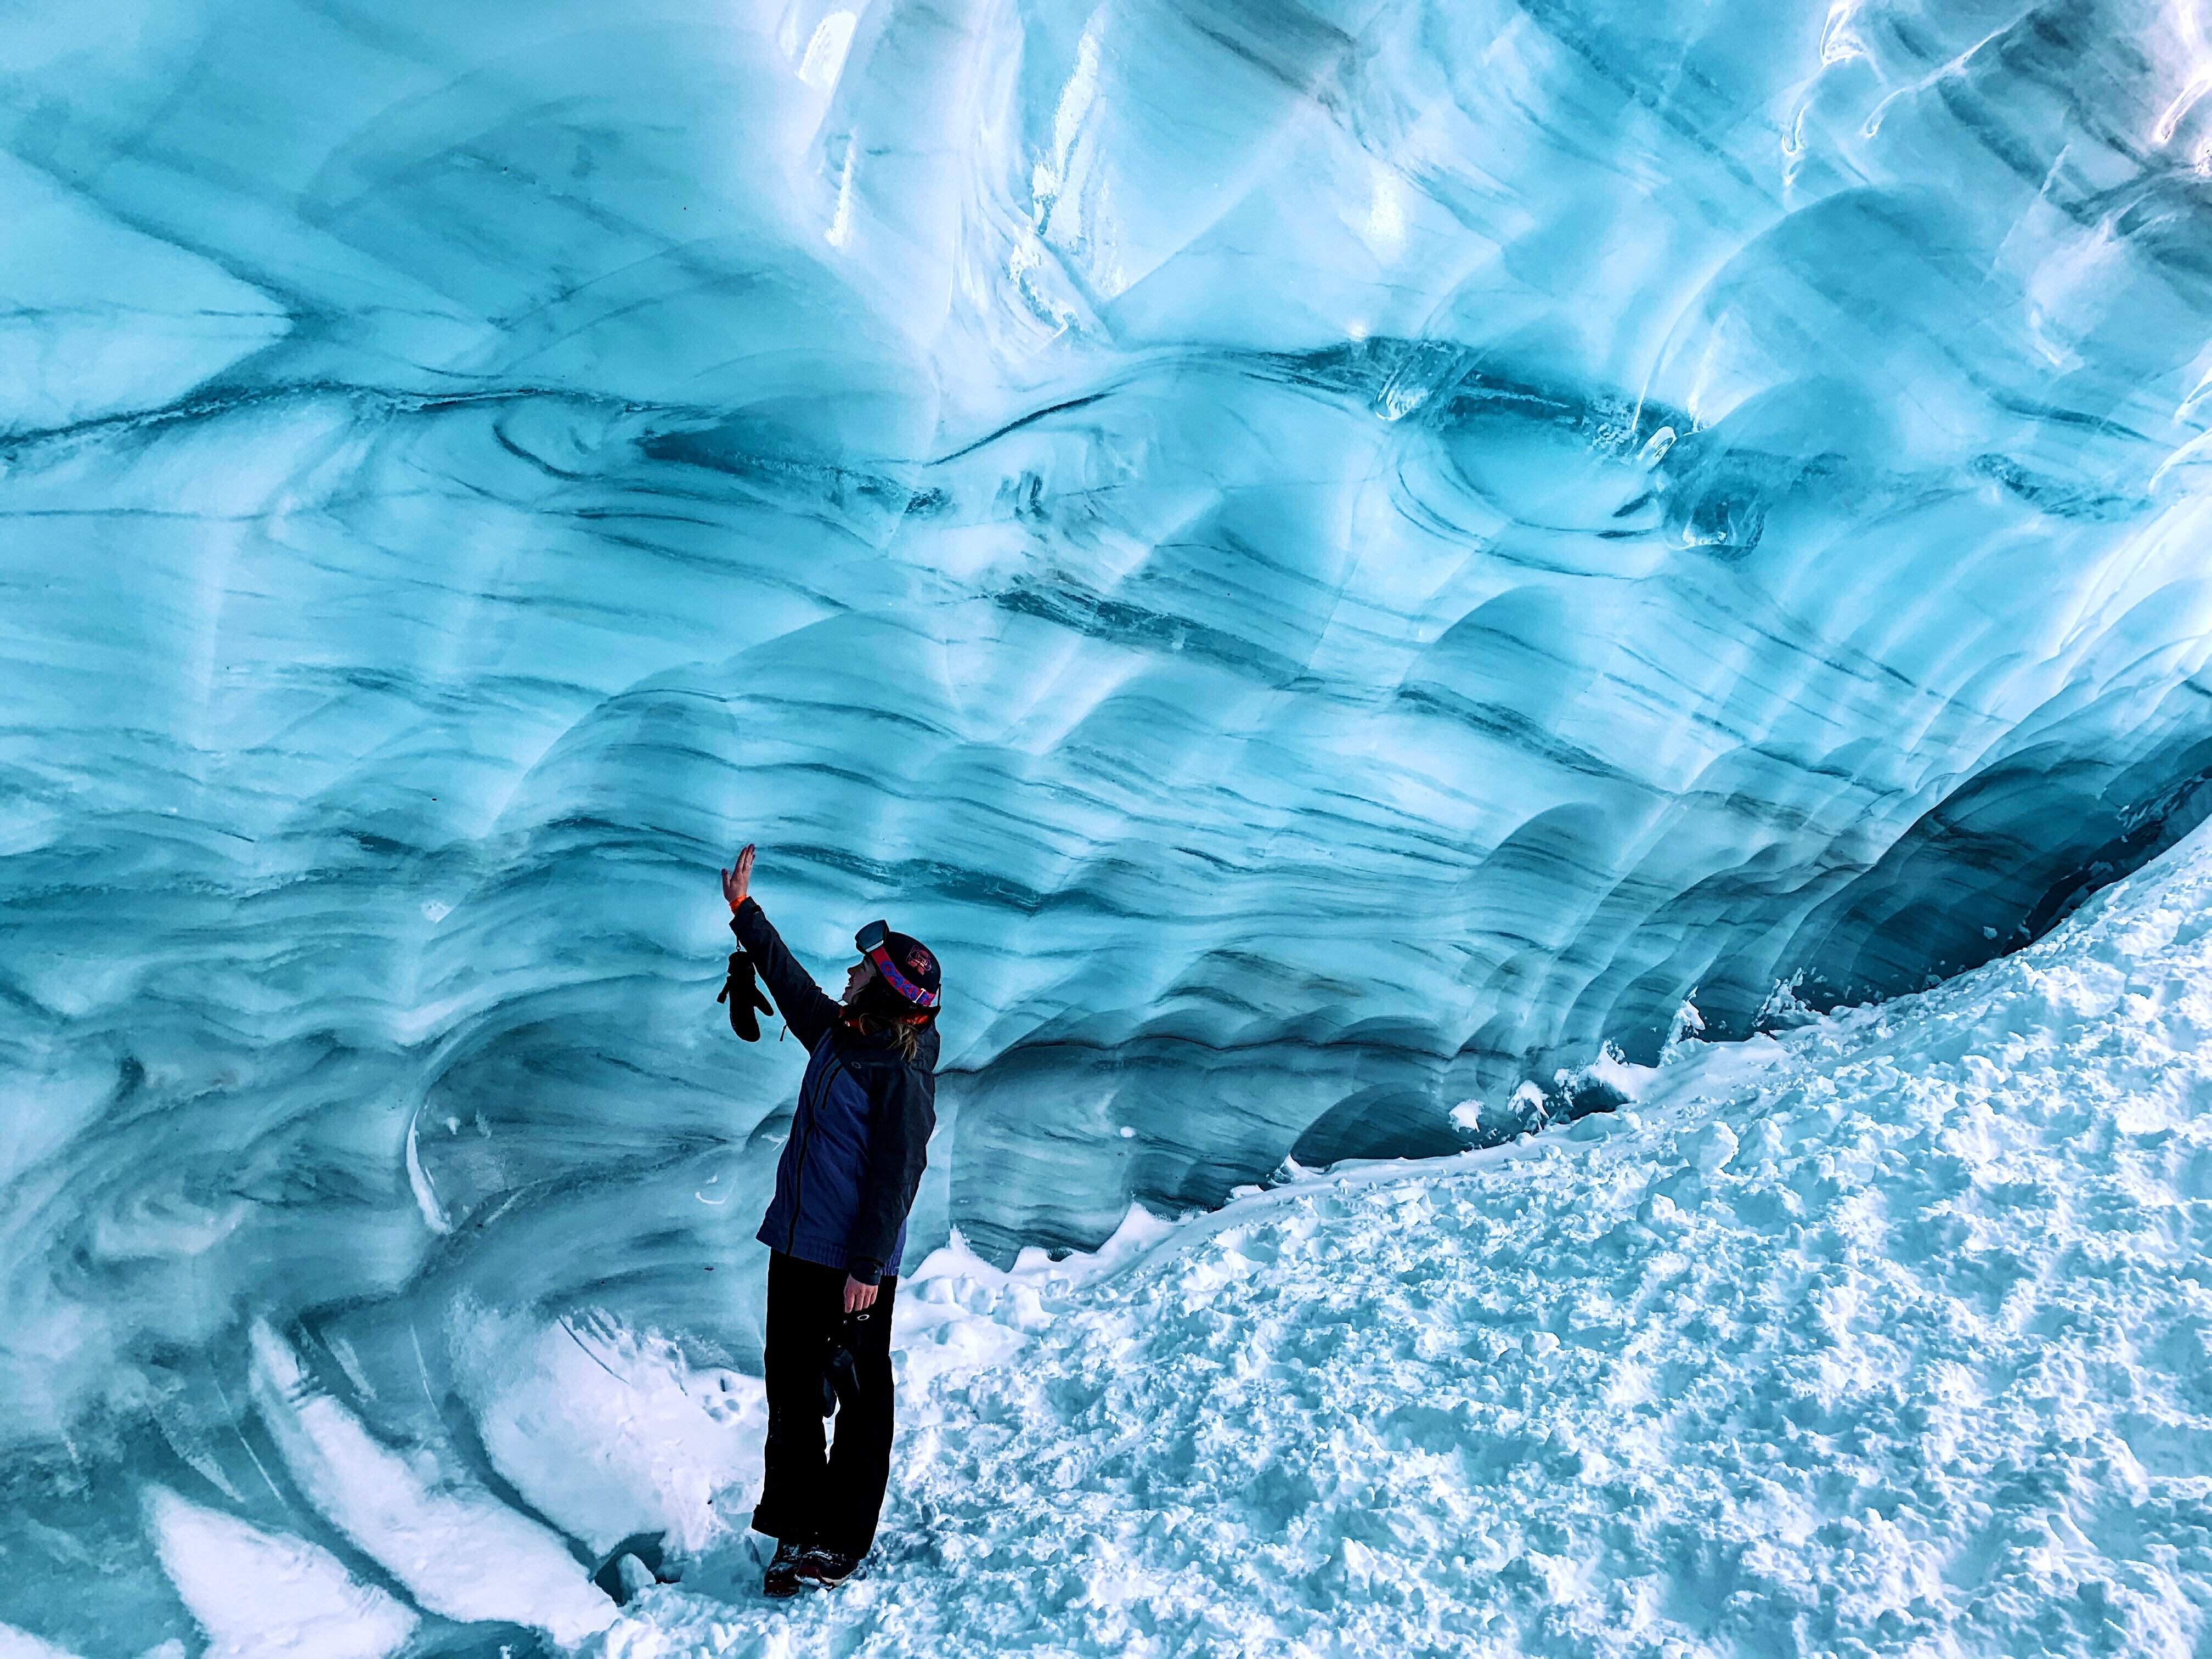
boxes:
[611,823,2212,1657]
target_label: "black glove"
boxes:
[821,1316,867,1417]
[715,947,776,1041]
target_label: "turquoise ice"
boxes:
[5,0,2212,1650]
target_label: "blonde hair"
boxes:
[850,1009,932,1062]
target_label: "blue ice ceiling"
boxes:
[7,0,2212,1647]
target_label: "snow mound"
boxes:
[611,824,2212,1657]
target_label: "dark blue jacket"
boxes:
[731,899,937,1284]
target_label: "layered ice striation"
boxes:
[7,0,2212,1649]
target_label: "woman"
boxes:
[719,844,940,1597]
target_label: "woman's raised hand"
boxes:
[720,843,755,913]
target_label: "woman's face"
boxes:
[842,956,877,1006]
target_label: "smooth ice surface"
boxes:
[9,0,2212,1649]
[146,1487,420,1659]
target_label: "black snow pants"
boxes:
[752,1251,899,1555]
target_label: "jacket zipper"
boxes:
[785,1047,850,1255]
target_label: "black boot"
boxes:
[763,1538,807,1599]
[795,1546,863,1588]
[717,948,776,1041]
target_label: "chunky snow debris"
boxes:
[610,825,2212,1657]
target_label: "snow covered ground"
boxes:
[602,822,2212,1658]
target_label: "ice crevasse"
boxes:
[5,0,2212,1650]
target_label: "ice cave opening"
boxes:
[5,0,2212,1654]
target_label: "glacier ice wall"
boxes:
[7,0,2212,1647]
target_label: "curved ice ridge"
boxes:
[7,0,2212,1644]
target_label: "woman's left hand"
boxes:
[842,1276,879,1314]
